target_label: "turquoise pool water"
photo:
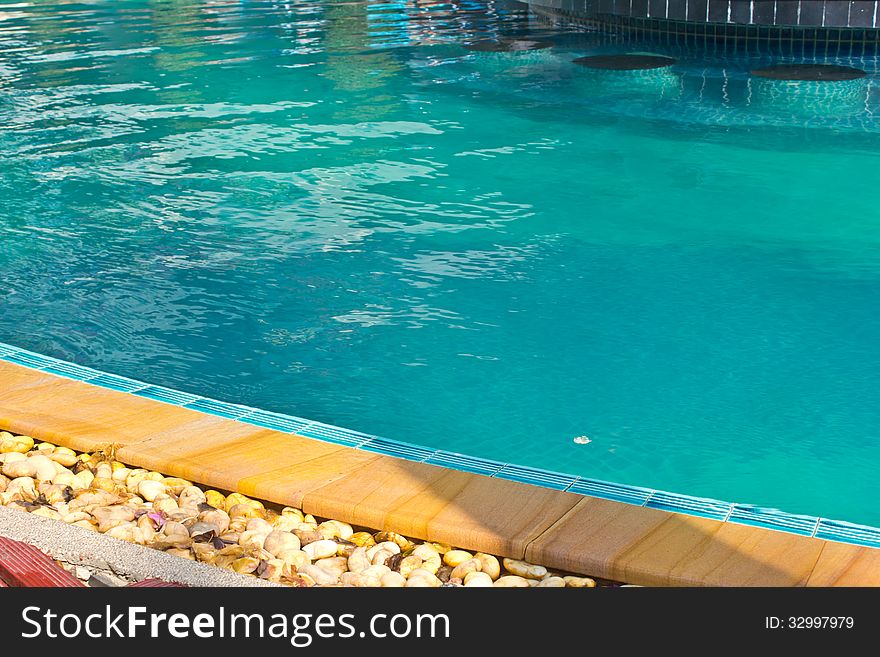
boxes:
[2,1,880,526]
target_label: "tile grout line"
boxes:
[802,539,831,586]
[519,493,589,564]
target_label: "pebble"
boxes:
[405,574,439,588]
[137,480,166,502]
[298,565,338,586]
[0,433,34,454]
[373,531,408,549]
[0,432,613,588]
[442,549,473,567]
[246,518,273,534]
[398,555,423,578]
[318,520,353,540]
[276,549,310,569]
[302,539,338,560]
[2,459,37,479]
[260,559,285,582]
[494,575,531,588]
[463,571,494,587]
[536,576,566,588]
[232,557,260,574]
[361,564,391,579]
[502,558,548,580]
[238,529,267,550]
[347,547,370,573]
[564,576,597,588]
[263,530,300,556]
[450,558,482,580]
[380,571,407,588]
[367,541,400,559]
[315,556,348,578]
[348,532,375,548]
[294,529,325,546]
[205,490,226,508]
[472,552,498,576]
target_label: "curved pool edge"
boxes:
[523,0,880,54]
[1,340,878,550]
[1,340,879,585]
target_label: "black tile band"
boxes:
[530,4,880,53]
[524,0,880,28]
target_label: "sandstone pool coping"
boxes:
[0,343,878,586]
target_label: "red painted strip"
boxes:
[128,578,187,588]
[0,537,85,587]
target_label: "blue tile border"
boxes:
[3,351,56,369]
[237,409,313,434]
[89,372,148,393]
[297,421,374,448]
[814,519,880,549]
[183,397,251,420]
[360,437,437,462]
[40,361,101,381]
[645,490,732,521]
[0,339,878,549]
[727,505,820,537]
[134,385,201,406]
[567,478,654,506]
[425,451,507,477]
[494,464,579,491]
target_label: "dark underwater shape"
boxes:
[572,54,677,70]
[750,64,867,81]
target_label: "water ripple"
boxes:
[2,0,880,525]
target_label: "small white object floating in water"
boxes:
[573,436,592,445]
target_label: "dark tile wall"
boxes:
[524,0,880,27]
[707,0,730,21]
[631,0,650,17]
[775,1,800,24]
[688,0,709,20]
[730,0,753,23]
[648,0,668,17]
[850,1,876,26]
[528,1,880,52]
[668,0,689,19]
[752,1,776,24]
[798,1,826,26]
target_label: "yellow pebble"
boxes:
[0,434,33,454]
[442,549,473,567]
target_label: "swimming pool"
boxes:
[2,0,880,527]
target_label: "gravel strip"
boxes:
[0,431,611,587]
[0,505,278,587]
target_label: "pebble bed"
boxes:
[0,431,617,588]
